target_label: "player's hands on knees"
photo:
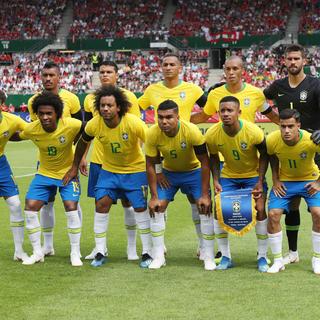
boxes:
[156,173,171,189]
[79,158,88,176]
[148,197,162,218]
[272,180,287,198]
[252,182,263,199]
[305,181,320,196]
[197,195,212,216]
[62,166,78,186]
[213,181,222,194]
[311,130,320,145]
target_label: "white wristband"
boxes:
[155,163,163,174]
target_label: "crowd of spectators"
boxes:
[299,0,320,33]
[0,0,66,40]
[0,50,209,94]
[170,0,289,37]
[70,0,169,40]
[0,51,93,94]
[118,50,209,92]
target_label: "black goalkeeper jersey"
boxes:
[264,75,320,130]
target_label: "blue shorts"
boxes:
[220,176,268,193]
[0,155,19,197]
[95,169,147,209]
[158,168,203,201]
[26,174,81,203]
[268,181,320,212]
[87,162,102,198]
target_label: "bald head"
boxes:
[224,56,244,68]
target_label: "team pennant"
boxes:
[215,188,256,236]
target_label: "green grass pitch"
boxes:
[0,140,318,320]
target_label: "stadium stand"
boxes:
[299,0,320,33]
[169,0,290,37]
[70,0,168,40]
[0,0,66,40]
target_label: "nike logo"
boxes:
[72,194,79,197]
[35,139,40,141]
[278,93,284,97]
[218,144,224,147]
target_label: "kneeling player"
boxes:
[267,109,320,274]
[64,85,152,268]
[0,90,28,261]
[145,100,213,270]
[14,91,83,266]
[205,96,269,272]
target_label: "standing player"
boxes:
[28,61,83,257]
[264,44,320,265]
[190,55,279,124]
[139,52,208,259]
[205,96,269,272]
[0,90,28,261]
[64,85,152,268]
[17,91,83,266]
[145,100,214,270]
[82,61,141,261]
[266,109,320,274]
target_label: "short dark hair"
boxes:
[0,90,7,104]
[158,99,179,113]
[279,108,301,122]
[94,84,130,117]
[99,60,118,73]
[219,96,240,107]
[43,61,60,74]
[285,44,306,58]
[32,91,64,119]
[162,53,181,63]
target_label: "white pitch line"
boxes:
[15,173,36,178]
[12,166,37,169]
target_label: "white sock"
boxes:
[94,212,109,255]
[191,203,203,249]
[66,210,81,255]
[256,219,268,259]
[135,209,152,255]
[312,231,320,259]
[77,203,83,225]
[200,214,215,260]
[268,231,283,261]
[6,195,24,253]
[214,219,231,258]
[40,201,55,250]
[25,210,42,255]
[150,212,165,259]
[124,206,137,250]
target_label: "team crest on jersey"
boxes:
[59,135,66,144]
[181,141,187,149]
[232,200,241,213]
[122,132,129,141]
[300,90,308,101]
[180,91,186,100]
[240,141,247,150]
[2,130,9,137]
[300,151,307,159]
[244,98,250,106]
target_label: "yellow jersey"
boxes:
[19,118,82,179]
[266,130,320,181]
[138,81,204,121]
[205,120,264,178]
[145,120,205,172]
[204,83,268,123]
[84,88,140,164]
[84,113,146,173]
[28,89,81,122]
[0,113,27,157]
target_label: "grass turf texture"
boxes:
[0,140,318,320]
